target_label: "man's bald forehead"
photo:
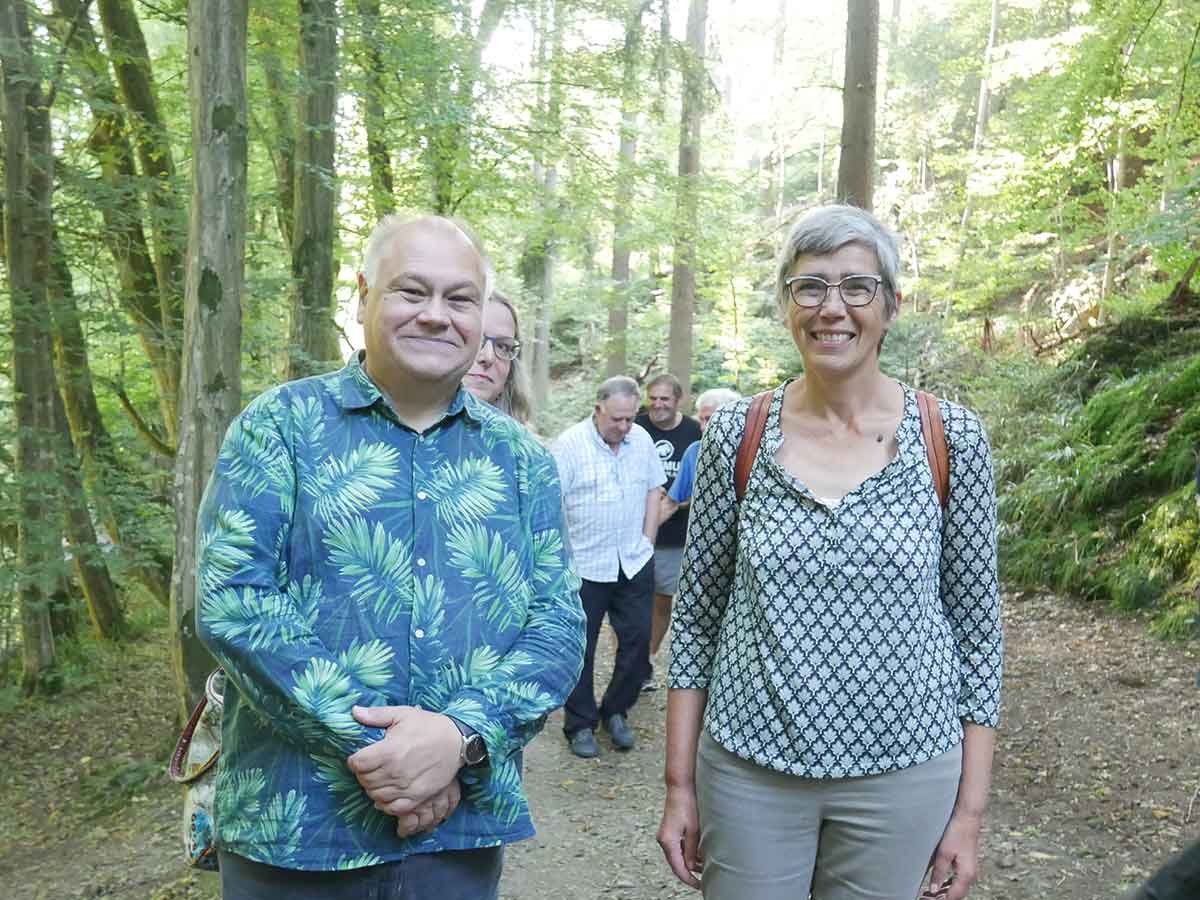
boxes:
[361,213,493,297]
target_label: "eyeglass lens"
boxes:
[789,275,879,307]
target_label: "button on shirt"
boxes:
[551,419,667,582]
[669,383,1003,779]
[196,353,585,870]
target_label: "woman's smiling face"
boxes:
[785,242,895,375]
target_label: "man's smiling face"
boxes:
[357,220,486,389]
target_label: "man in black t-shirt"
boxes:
[635,373,702,690]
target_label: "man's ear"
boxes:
[356,273,368,324]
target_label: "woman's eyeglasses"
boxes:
[480,335,521,361]
[784,274,882,308]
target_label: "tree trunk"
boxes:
[521,0,561,415]
[428,0,508,213]
[50,370,126,639]
[607,0,648,377]
[254,25,296,246]
[836,0,879,211]
[47,225,172,606]
[287,0,339,380]
[958,0,1000,239]
[173,0,248,717]
[880,0,901,110]
[668,0,707,407]
[51,0,181,445]
[2,0,61,694]
[95,0,184,434]
[356,0,395,219]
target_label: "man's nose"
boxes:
[415,294,452,325]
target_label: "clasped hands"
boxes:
[347,705,464,838]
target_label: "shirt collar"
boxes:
[590,415,629,451]
[338,350,481,424]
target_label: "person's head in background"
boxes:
[645,373,684,429]
[463,291,534,425]
[593,375,641,449]
[694,387,741,433]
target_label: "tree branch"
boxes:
[96,376,176,456]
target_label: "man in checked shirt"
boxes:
[552,375,667,759]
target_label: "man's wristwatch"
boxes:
[448,716,488,768]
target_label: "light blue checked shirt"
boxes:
[551,418,667,583]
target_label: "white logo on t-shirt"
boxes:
[654,440,674,461]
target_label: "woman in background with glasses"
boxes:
[464,291,534,425]
[657,205,1003,900]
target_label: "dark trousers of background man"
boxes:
[562,561,654,737]
[1123,839,1200,900]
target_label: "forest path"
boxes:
[0,591,1197,900]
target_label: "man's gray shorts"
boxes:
[653,545,685,595]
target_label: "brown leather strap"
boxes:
[917,390,950,509]
[169,691,219,784]
[734,390,773,502]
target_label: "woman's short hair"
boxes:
[487,292,534,426]
[775,205,900,320]
[695,387,740,412]
[361,213,495,302]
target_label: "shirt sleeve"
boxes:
[667,404,744,689]
[195,397,387,759]
[441,444,586,764]
[668,442,701,503]
[939,403,1004,727]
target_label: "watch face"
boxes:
[464,734,487,766]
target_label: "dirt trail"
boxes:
[2,591,1197,900]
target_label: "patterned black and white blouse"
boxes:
[668,381,1003,779]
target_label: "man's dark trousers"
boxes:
[563,561,653,736]
[1124,839,1200,900]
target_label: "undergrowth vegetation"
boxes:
[986,299,1200,635]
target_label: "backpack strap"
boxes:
[734,387,951,509]
[916,390,950,510]
[734,390,773,502]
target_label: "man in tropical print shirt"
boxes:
[196,215,585,899]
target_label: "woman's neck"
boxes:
[789,366,900,424]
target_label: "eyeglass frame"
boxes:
[783,273,884,308]
[480,334,522,361]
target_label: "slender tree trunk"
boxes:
[769,0,787,220]
[356,0,394,219]
[2,0,61,693]
[521,0,561,415]
[880,0,901,109]
[48,226,172,605]
[173,0,248,717]
[668,0,707,406]
[255,26,296,246]
[51,0,181,443]
[287,0,339,379]
[95,0,184,434]
[428,0,508,213]
[607,0,648,377]
[50,371,125,639]
[958,0,1000,238]
[836,0,879,211]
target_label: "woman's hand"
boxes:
[657,783,704,889]
[924,811,982,900]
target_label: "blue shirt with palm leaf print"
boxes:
[196,352,585,871]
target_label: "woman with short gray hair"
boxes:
[658,205,1002,900]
